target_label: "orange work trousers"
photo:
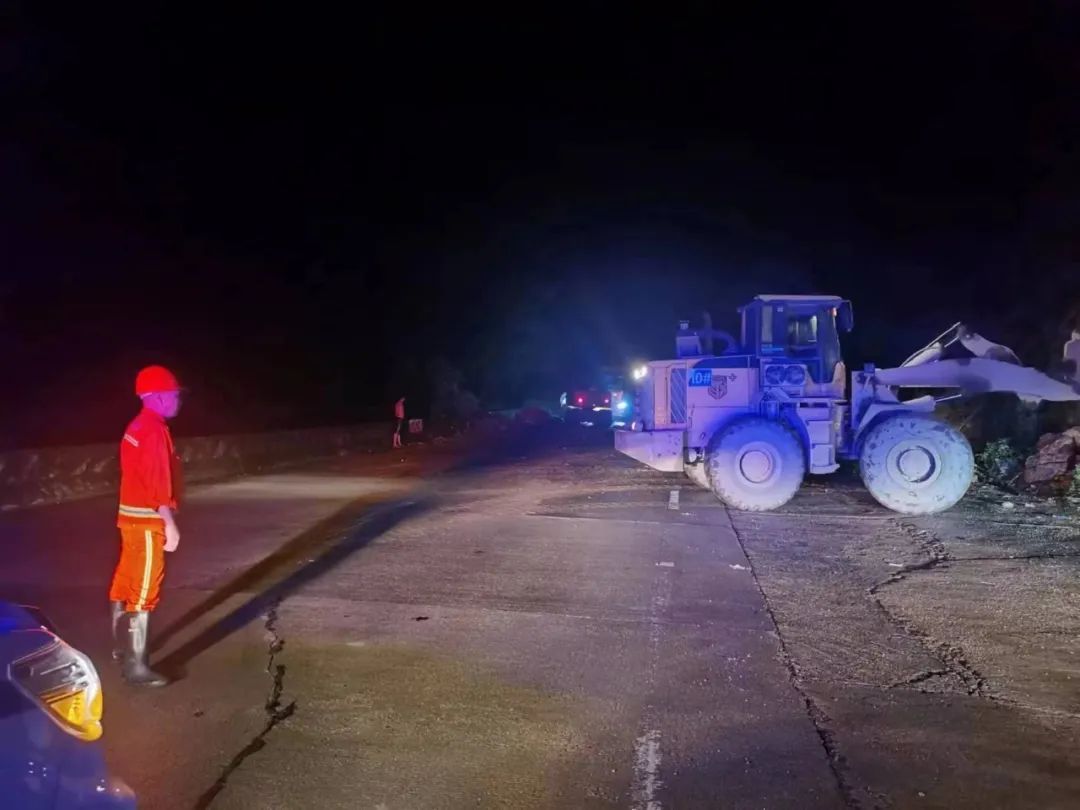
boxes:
[109,526,166,612]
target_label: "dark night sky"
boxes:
[3,2,1080,447]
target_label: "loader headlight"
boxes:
[632,365,649,381]
[784,365,806,385]
[765,365,807,386]
[11,639,104,741]
[765,365,785,386]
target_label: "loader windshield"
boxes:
[787,308,841,383]
[787,314,818,346]
[748,298,845,382]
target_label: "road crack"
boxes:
[724,507,862,810]
[867,523,949,596]
[193,598,297,810]
[868,523,988,698]
[938,552,1080,563]
[886,668,951,689]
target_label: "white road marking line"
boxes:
[632,557,673,809]
[667,490,679,510]
[648,579,671,664]
[632,728,663,810]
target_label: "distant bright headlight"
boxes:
[632,365,649,381]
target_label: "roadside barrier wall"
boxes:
[0,423,393,511]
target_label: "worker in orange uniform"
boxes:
[109,365,184,687]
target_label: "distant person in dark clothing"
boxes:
[393,397,405,448]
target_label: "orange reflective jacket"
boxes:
[116,408,183,528]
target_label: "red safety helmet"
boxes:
[135,365,182,397]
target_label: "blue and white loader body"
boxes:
[616,295,1080,514]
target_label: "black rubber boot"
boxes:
[110,600,125,663]
[122,611,169,688]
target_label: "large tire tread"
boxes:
[706,417,805,511]
[859,413,973,515]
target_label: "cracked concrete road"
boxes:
[2,426,1079,808]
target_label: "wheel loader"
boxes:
[615,295,1080,514]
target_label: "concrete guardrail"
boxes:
[0,423,393,511]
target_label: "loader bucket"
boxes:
[613,428,685,472]
[874,358,1080,402]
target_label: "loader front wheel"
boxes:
[859,413,973,515]
[706,417,805,511]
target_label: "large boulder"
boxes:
[1023,430,1080,493]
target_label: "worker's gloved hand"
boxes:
[164,521,181,552]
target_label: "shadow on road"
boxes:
[153,496,432,680]
[150,420,607,680]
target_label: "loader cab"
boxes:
[739,295,853,384]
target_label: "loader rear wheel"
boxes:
[685,463,710,489]
[859,413,973,515]
[706,417,805,511]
